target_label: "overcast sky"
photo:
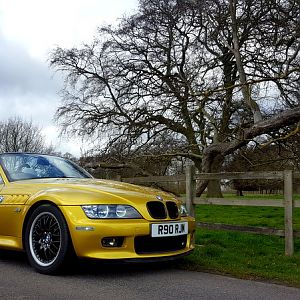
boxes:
[0,0,138,156]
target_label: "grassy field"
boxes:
[179,195,300,286]
[196,205,300,230]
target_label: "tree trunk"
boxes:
[206,153,223,198]
[195,149,224,197]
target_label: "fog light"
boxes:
[101,237,124,247]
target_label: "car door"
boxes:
[0,174,28,239]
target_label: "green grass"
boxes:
[180,229,300,286]
[196,203,300,230]
[177,198,300,286]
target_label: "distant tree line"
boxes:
[225,134,300,194]
[0,117,77,162]
[0,117,53,154]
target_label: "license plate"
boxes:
[151,222,188,237]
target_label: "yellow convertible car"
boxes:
[0,153,195,274]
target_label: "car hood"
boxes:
[7,178,178,206]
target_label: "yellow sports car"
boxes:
[0,153,195,274]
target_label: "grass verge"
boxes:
[177,199,300,286]
[179,229,300,286]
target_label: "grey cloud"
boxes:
[0,34,64,126]
[0,34,81,156]
[0,35,62,96]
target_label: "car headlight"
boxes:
[180,204,188,217]
[81,205,142,219]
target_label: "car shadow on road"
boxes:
[0,249,27,263]
[69,257,182,277]
[0,249,183,277]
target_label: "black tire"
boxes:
[24,205,72,274]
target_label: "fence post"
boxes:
[185,165,196,217]
[284,170,294,256]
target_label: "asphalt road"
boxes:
[0,250,299,300]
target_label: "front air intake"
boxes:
[166,201,179,219]
[147,201,166,219]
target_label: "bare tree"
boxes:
[50,0,300,196]
[81,132,184,177]
[224,143,296,195]
[0,117,53,153]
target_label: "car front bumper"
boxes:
[60,206,196,260]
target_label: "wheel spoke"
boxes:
[43,248,49,261]
[30,212,61,265]
[48,248,57,256]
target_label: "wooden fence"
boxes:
[122,167,300,256]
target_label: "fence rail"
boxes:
[187,197,300,207]
[122,168,299,256]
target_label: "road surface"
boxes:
[0,250,299,300]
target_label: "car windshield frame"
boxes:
[0,153,92,182]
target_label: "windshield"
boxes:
[0,153,92,182]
